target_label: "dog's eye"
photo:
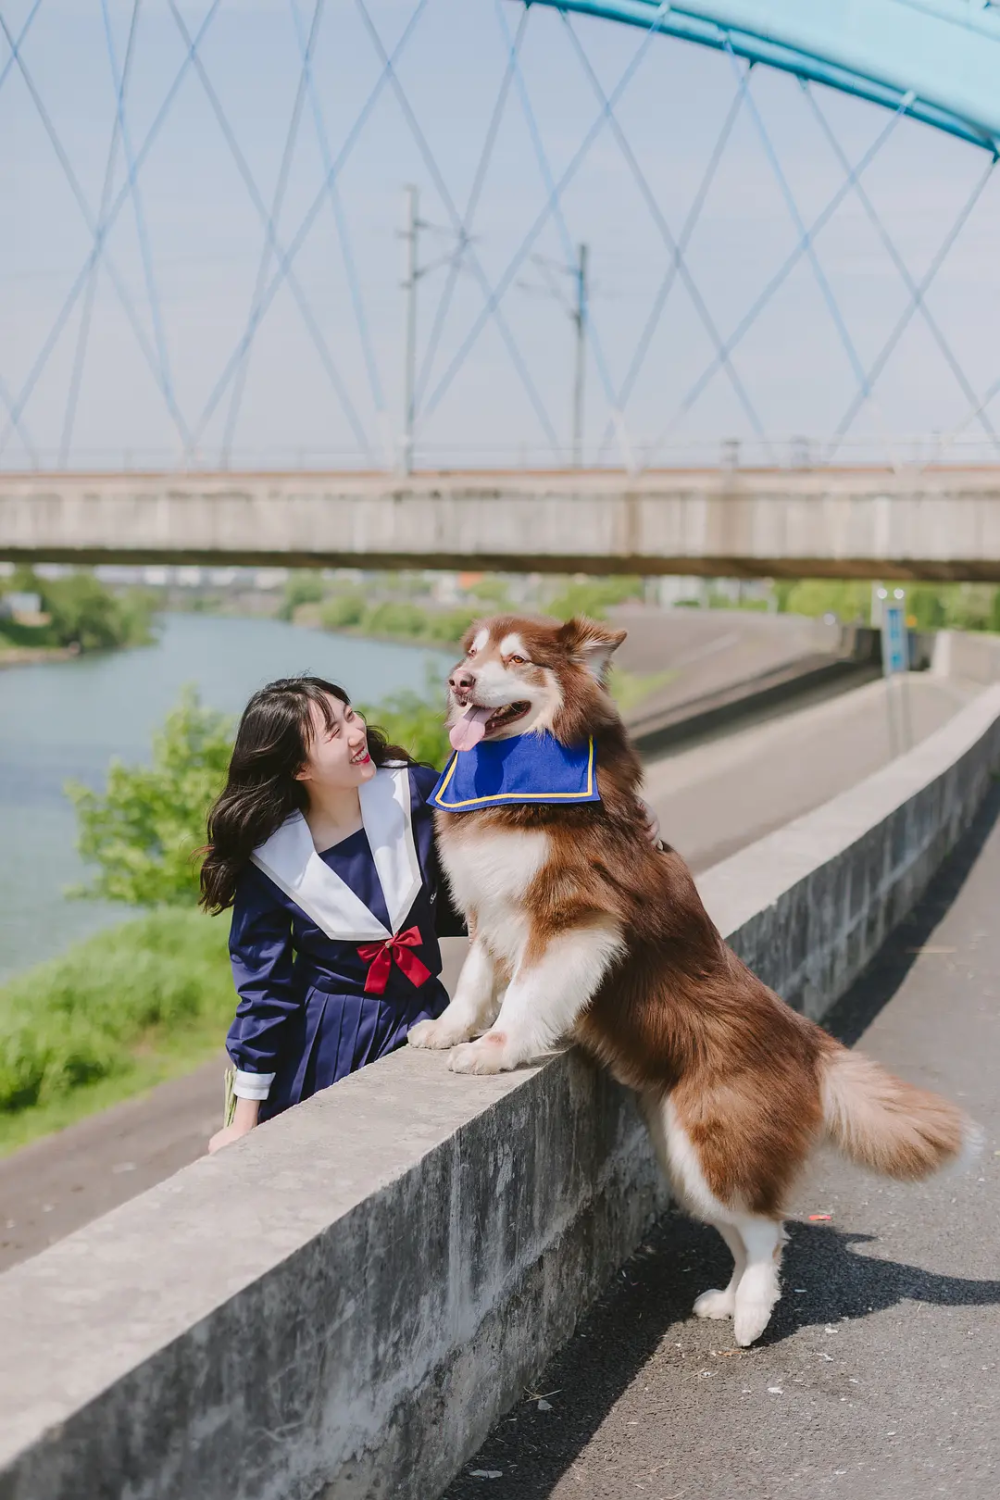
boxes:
[509,654,527,666]
[467,647,477,657]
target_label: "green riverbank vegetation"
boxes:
[0,567,156,658]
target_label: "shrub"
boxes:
[546,576,644,620]
[320,591,368,630]
[779,579,871,623]
[421,608,478,645]
[279,572,325,620]
[5,567,155,650]
[0,911,232,1114]
[362,601,429,638]
[67,687,233,907]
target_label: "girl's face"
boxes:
[295,694,375,790]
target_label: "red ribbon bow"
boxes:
[358,926,432,996]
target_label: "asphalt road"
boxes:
[0,671,979,1274]
[442,785,1000,1500]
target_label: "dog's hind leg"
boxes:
[693,1223,746,1321]
[731,1215,785,1347]
[408,937,498,1050]
[642,1092,784,1343]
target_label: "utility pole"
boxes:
[571,243,588,468]
[400,185,419,475]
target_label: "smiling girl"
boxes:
[200,675,462,1152]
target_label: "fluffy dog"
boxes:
[409,614,975,1346]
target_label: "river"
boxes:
[0,614,452,982]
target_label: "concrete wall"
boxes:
[3,685,1000,1500]
[5,468,1000,579]
[932,628,1000,685]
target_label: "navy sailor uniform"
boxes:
[226,763,462,1121]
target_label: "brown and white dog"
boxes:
[408,614,976,1347]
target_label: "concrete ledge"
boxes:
[931,627,1000,686]
[3,685,1000,1500]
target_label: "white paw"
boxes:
[448,1038,508,1075]
[693,1288,736,1320]
[407,1018,469,1050]
[733,1296,777,1348]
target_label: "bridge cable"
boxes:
[164,0,372,466]
[60,0,147,469]
[290,0,388,456]
[816,134,998,459]
[354,0,561,455]
[495,1,636,466]
[0,4,190,461]
[802,83,1000,458]
[720,38,895,464]
[419,0,683,438]
[182,0,431,465]
[419,0,677,432]
[98,0,183,464]
[413,4,529,419]
[559,14,769,463]
[0,0,45,463]
[592,63,749,465]
[219,0,328,468]
[643,88,912,465]
[0,0,224,462]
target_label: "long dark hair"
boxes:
[199,676,415,914]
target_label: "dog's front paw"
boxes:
[448,1033,508,1075]
[407,1017,469,1050]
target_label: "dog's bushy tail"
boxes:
[819,1042,976,1180]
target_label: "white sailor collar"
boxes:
[250,764,422,942]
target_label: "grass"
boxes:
[609,666,677,716]
[0,908,233,1157]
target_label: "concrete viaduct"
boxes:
[3,468,1000,581]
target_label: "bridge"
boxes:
[3,465,1000,580]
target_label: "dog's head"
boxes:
[446,614,626,752]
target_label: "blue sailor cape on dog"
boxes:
[430,731,600,811]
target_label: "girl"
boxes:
[201,675,464,1152]
[202,673,661,1152]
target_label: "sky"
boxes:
[3,0,1000,470]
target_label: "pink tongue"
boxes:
[450,705,493,752]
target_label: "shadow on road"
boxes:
[444,1207,1000,1499]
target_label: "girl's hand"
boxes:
[638,798,664,849]
[208,1095,260,1153]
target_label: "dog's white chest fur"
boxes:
[440,828,549,965]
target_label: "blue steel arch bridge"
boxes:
[3,0,1000,482]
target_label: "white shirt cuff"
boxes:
[233,1069,275,1101]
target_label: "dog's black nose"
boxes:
[449,670,476,692]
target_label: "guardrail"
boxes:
[3,685,1000,1500]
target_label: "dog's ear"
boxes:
[557,616,627,680]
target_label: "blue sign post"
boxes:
[879,589,912,753]
[882,604,908,677]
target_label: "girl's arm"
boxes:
[209,866,297,1153]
